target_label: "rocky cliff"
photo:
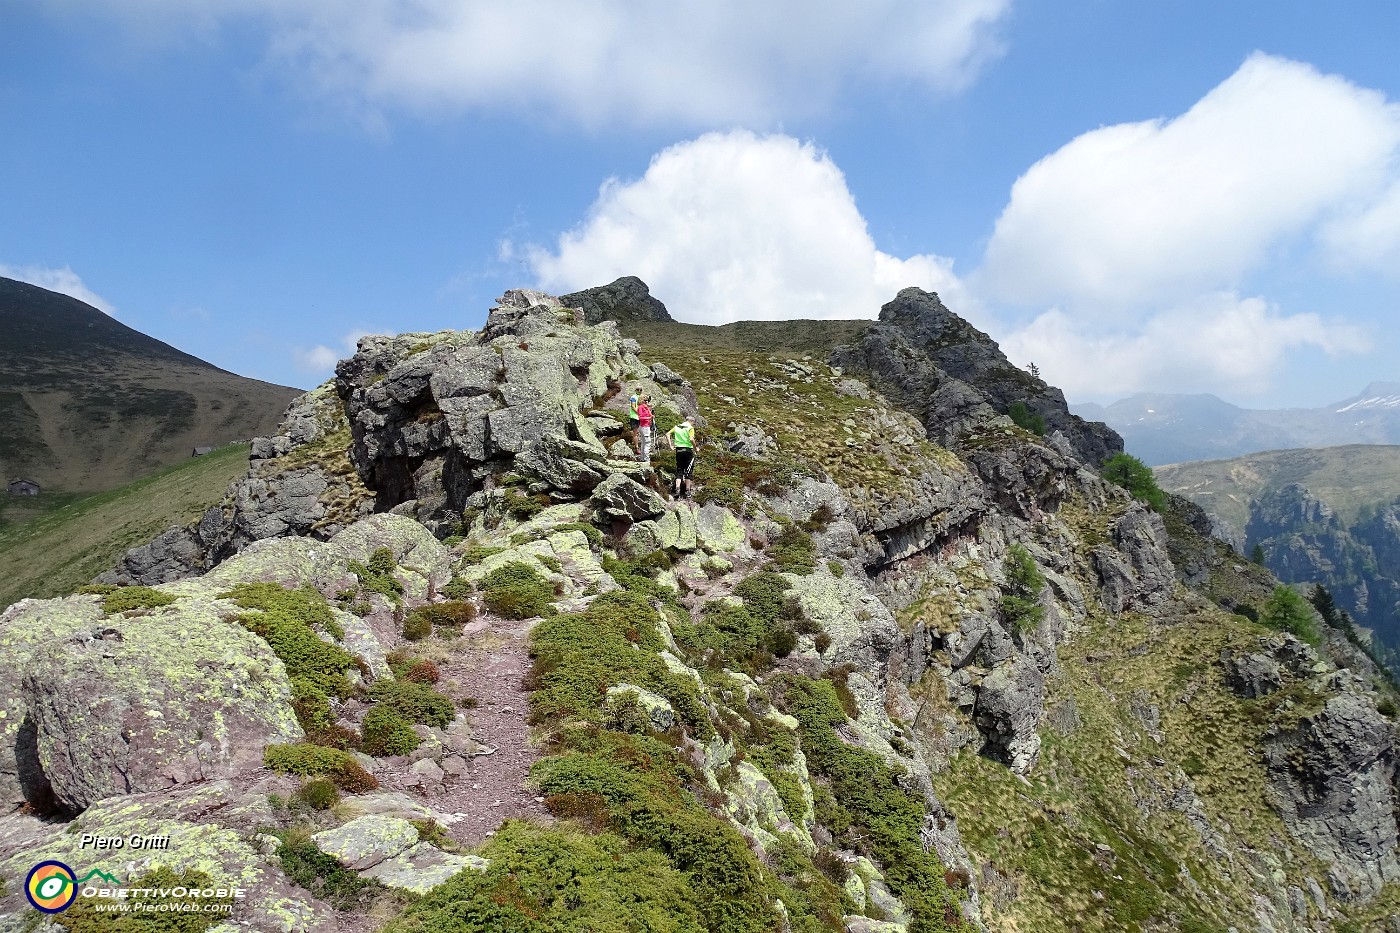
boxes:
[1,284,1398,933]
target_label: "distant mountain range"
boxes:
[1073,382,1400,466]
[0,276,298,503]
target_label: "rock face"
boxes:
[102,290,695,581]
[560,275,674,326]
[1265,692,1400,901]
[831,287,1122,468]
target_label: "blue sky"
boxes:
[2,1,1398,408]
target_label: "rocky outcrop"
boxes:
[25,609,302,812]
[560,275,674,326]
[335,290,693,534]
[1265,691,1400,901]
[831,287,1122,468]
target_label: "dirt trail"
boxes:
[372,615,552,848]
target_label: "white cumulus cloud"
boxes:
[40,0,1009,126]
[527,131,971,323]
[294,329,372,375]
[1002,293,1370,400]
[979,53,1400,314]
[0,263,116,316]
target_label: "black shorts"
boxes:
[627,417,640,430]
[675,448,695,478]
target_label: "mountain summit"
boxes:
[0,276,298,496]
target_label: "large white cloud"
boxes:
[1001,293,1370,400]
[979,53,1400,313]
[525,131,971,323]
[44,0,1009,126]
[0,264,116,316]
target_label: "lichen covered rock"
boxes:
[24,602,302,811]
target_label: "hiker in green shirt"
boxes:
[667,418,696,499]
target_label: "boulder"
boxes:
[591,473,667,521]
[22,602,302,812]
[1223,651,1283,699]
[515,434,608,493]
[312,814,421,871]
[361,843,488,894]
[655,506,698,551]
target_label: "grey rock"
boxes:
[591,473,667,521]
[1223,651,1283,699]
[516,433,608,492]
[972,656,1044,773]
[830,287,1122,467]
[560,276,674,326]
[1264,692,1400,901]
[22,608,302,811]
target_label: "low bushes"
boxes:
[479,562,556,619]
[221,583,358,732]
[264,743,377,792]
[776,675,961,931]
[101,586,176,614]
[348,546,405,605]
[383,820,706,933]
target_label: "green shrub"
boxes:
[1000,543,1046,635]
[348,546,404,605]
[441,576,474,599]
[264,743,378,792]
[57,866,231,933]
[777,675,961,929]
[402,611,431,641]
[503,487,544,519]
[1261,585,1321,645]
[767,522,817,575]
[279,838,385,911]
[222,583,357,729]
[528,591,713,740]
[294,778,340,810]
[734,571,795,627]
[406,600,476,634]
[102,586,176,614]
[529,732,773,933]
[480,561,556,619]
[361,706,422,757]
[383,821,706,933]
[765,627,799,658]
[461,545,504,564]
[1101,452,1167,511]
[827,560,845,578]
[1008,400,1047,435]
[369,679,455,727]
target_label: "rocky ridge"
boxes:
[0,284,1396,931]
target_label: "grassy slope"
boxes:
[624,318,871,354]
[1154,444,1400,539]
[0,276,298,496]
[0,443,248,611]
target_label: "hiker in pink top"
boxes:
[636,394,654,462]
